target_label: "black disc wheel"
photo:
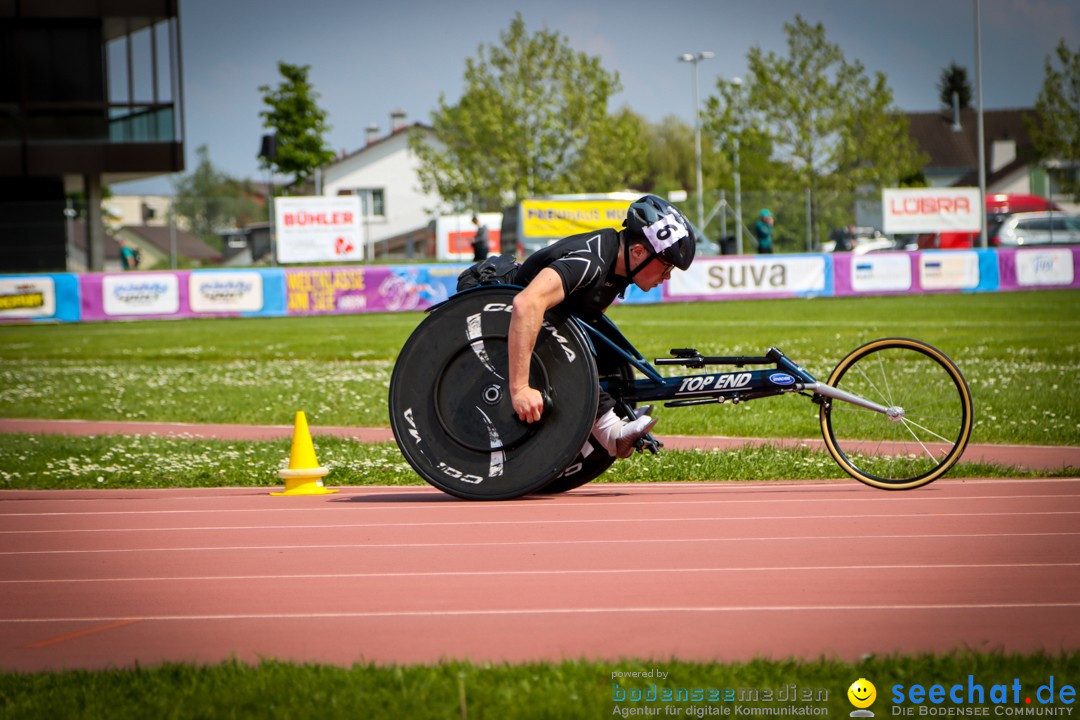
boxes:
[534,355,636,495]
[820,338,973,490]
[389,287,598,500]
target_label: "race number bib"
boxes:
[644,212,690,253]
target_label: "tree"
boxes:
[641,116,696,197]
[173,145,261,250]
[1027,39,1080,201]
[258,62,336,188]
[938,62,972,111]
[720,15,925,246]
[702,79,784,241]
[703,79,780,194]
[410,13,647,210]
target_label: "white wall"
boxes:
[103,195,180,229]
[321,128,447,245]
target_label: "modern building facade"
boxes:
[0,0,185,271]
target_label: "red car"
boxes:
[917,193,1061,249]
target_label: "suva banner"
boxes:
[665,255,832,301]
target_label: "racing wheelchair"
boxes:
[389,285,973,500]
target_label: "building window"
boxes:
[354,188,384,218]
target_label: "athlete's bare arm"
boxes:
[508,268,566,423]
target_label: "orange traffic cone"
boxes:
[271,411,338,496]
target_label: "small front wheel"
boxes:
[820,338,973,490]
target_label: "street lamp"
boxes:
[731,76,743,254]
[679,51,714,234]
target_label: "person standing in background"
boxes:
[753,209,774,254]
[471,215,489,262]
[119,239,139,270]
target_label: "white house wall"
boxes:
[321,131,446,245]
[991,170,1030,196]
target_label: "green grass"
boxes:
[1,290,1077,445]
[0,434,1069,490]
[2,652,1077,719]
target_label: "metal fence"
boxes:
[2,188,883,274]
[698,188,878,255]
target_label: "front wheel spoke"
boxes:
[851,364,891,406]
[877,351,895,408]
[900,418,948,463]
[900,416,955,446]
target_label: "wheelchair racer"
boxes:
[508,194,697,458]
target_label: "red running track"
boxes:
[1,478,1079,672]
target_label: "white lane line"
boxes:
[3,492,1079,518]
[2,477,1077,508]
[1,531,1078,556]
[4,510,1080,535]
[4,602,1080,623]
[3,562,1078,585]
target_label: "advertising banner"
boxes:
[34,248,1080,325]
[1001,247,1078,288]
[918,251,981,291]
[0,274,80,322]
[284,264,466,315]
[882,187,982,234]
[80,270,288,321]
[832,253,914,295]
[274,196,365,264]
[98,273,181,317]
[666,255,831,301]
[189,271,265,314]
[0,276,56,319]
[521,199,629,238]
[436,213,503,261]
[375,265,462,311]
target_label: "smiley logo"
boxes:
[848,678,877,709]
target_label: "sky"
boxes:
[114,0,1080,195]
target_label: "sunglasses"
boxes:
[655,256,675,278]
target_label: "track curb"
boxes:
[1,418,1078,472]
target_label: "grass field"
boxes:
[1,290,1077,446]
[2,652,1078,719]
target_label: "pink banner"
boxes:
[283,265,463,315]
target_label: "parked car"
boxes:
[917,193,1062,249]
[989,212,1080,247]
[821,226,909,254]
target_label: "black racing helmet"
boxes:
[623,194,697,271]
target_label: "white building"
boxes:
[101,194,185,230]
[320,109,447,249]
